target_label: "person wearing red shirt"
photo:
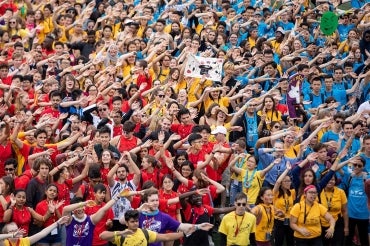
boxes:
[141,155,163,189]
[75,164,111,203]
[50,154,90,206]
[0,123,14,178]
[84,183,114,246]
[159,175,181,221]
[111,120,142,153]
[40,90,62,119]
[187,134,208,168]
[3,190,53,236]
[0,176,14,226]
[171,108,194,140]
[135,60,152,93]
[199,125,214,154]
[35,184,64,245]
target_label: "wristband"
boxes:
[79,202,83,208]
[195,225,199,231]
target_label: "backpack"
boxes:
[343,173,367,196]
[309,93,325,106]
[119,228,149,245]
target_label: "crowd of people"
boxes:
[0,0,370,245]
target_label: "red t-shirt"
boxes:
[54,179,73,206]
[14,170,33,190]
[183,203,214,223]
[85,203,114,246]
[35,199,62,227]
[0,195,10,222]
[188,149,207,167]
[170,124,194,139]
[12,206,32,235]
[159,190,180,220]
[141,169,163,189]
[0,141,14,177]
[21,144,59,167]
[176,179,193,194]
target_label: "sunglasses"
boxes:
[236,203,247,207]
[4,168,14,172]
[158,94,165,98]
[336,120,343,124]
[99,108,108,111]
[353,164,363,168]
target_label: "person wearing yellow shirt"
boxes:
[228,154,275,206]
[219,192,257,246]
[251,187,275,245]
[257,95,282,131]
[272,162,295,246]
[290,185,336,246]
[319,175,348,246]
[176,76,212,103]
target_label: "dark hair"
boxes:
[88,164,102,179]
[33,157,53,172]
[124,209,139,222]
[188,133,202,145]
[255,187,272,205]
[97,125,111,135]
[298,169,317,198]
[177,108,190,120]
[313,143,327,152]
[2,176,15,196]
[123,121,136,132]
[34,128,48,138]
[93,183,106,193]
[4,158,17,169]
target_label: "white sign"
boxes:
[184,55,223,81]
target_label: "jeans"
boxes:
[229,180,242,205]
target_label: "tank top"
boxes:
[66,215,95,246]
[118,135,138,152]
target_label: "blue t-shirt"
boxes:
[342,173,370,220]
[303,92,325,110]
[321,131,339,143]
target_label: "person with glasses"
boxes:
[3,158,17,178]
[219,192,256,246]
[290,185,336,246]
[272,162,295,246]
[340,156,369,246]
[320,113,345,143]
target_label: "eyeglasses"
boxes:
[99,108,108,112]
[307,191,318,195]
[249,104,257,106]
[236,203,247,207]
[336,120,343,124]
[157,94,165,98]
[353,164,363,168]
[5,168,14,172]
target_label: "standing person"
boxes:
[272,162,295,246]
[290,185,336,246]
[84,183,114,246]
[319,174,348,246]
[251,187,275,246]
[342,156,369,246]
[26,157,52,209]
[107,152,140,231]
[62,195,120,246]
[219,192,256,246]
[35,184,65,246]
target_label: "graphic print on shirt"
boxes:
[73,221,90,238]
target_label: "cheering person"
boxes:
[290,185,336,246]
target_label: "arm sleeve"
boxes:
[249,233,256,246]
[317,170,335,193]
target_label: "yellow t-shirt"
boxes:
[285,144,300,158]
[240,169,264,205]
[319,187,347,227]
[257,110,282,130]
[113,229,157,245]
[253,204,275,242]
[175,79,212,101]
[230,154,250,181]
[290,201,328,239]
[4,238,30,246]
[209,122,231,142]
[273,189,296,220]
[218,211,256,246]
[150,67,170,83]
[203,96,229,112]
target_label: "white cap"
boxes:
[211,126,227,135]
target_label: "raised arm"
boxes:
[28,216,69,244]
[273,162,292,194]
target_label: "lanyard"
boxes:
[303,203,312,224]
[234,213,245,237]
[323,190,333,211]
[243,169,256,189]
[283,194,290,213]
[7,239,20,246]
[262,205,272,229]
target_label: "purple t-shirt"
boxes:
[139,210,180,246]
[66,215,95,246]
